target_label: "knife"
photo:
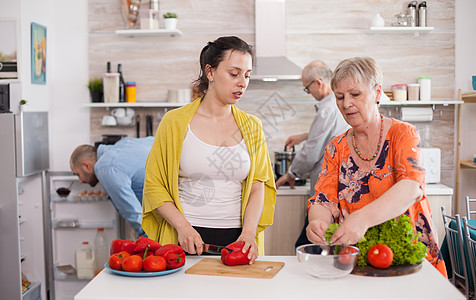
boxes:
[202,244,232,255]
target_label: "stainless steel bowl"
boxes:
[296,244,359,279]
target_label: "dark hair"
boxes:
[193,36,254,95]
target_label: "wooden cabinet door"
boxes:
[264,195,308,255]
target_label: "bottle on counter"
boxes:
[407,1,417,27]
[94,228,108,275]
[418,1,427,27]
[118,64,127,103]
[75,241,95,279]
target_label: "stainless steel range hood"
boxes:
[252,0,301,81]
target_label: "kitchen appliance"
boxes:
[0,83,10,112]
[274,146,306,186]
[0,112,49,300]
[94,134,127,148]
[420,147,440,183]
[252,0,301,81]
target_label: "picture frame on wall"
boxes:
[0,19,19,79]
[31,22,46,84]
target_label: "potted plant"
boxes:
[88,78,103,103]
[19,99,28,112]
[163,12,178,30]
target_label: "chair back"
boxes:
[463,216,476,291]
[441,206,469,299]
[466,196,476,220]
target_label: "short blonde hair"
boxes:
[330,57,382,91]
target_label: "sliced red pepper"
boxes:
[154,244,186,269]
[220,241,250,266]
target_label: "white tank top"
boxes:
[179,126,251,228]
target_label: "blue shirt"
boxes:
[95,137,154,237]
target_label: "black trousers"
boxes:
[193,226,241,246]
[295,214,311,248]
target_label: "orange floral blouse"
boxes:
[309,118,447,277]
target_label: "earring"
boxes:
[377,101,380,104]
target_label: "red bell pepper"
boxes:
[154,244,186,269]
[110,239,137,255]
[220,241,250,266]
[133,237,162,253]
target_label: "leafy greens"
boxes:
[355,214,427,266]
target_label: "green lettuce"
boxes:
[324,223,340,245]
[355,215,428,266]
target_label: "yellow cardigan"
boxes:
[142,98,277,255]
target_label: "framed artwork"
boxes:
[31,22,46,84]
[0,20,18,79]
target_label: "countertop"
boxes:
[75,256,463,300]
[276,182,453,196]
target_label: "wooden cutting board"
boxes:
[185,258,285,279]
[351,262,422,277]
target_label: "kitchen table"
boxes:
[75,256,464,300]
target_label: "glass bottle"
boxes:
[118,64,126,102]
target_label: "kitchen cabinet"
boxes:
[264,185,310,256]
[426,184,454,246]
[455,89,476,213]
[46,172,119,300]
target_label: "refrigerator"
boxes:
[45,172,119,300]
[0,112,49,300]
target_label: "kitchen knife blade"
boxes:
[203,244,230,255]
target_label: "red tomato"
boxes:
[122,255,143,272]
[108,251,130,270]
[368,244,393,269]
[338,246,359,264]
[143,255,167,272]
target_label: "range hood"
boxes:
[252,0,301,81]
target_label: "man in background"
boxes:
[275,60,350,247]
[70,136,154,238]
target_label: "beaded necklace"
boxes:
[352,114,384,161]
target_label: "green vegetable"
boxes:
[324,223,340,245]
[355,215,427,267]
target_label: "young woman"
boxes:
[142,36,276,264]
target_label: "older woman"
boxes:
[306,57,447,277]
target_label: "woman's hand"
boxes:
[237,232,258,264]
[306,219,330,245]
[329,210,369,245]
[176,225,204,255]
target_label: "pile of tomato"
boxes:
[108,237,186,273]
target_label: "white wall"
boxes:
[48,0,90,171]
[2,0,90,171]
[455,0,476,214]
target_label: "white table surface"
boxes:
[75,256,464,300]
